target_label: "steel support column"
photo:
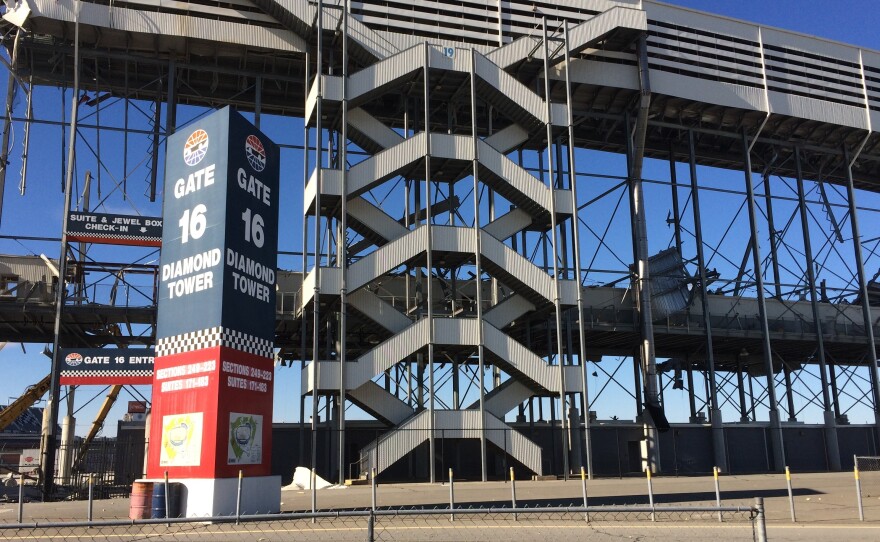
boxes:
[564,22,593,480]
[337,0,349,485]
[627,34,661,473]
[542,18,569,479]
[687,130,727,472]
[741,129,785,472]
[424,41,436,484]
[470,47,488,482]
[844,146,880,446]
[793,147,841,470]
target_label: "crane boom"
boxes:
[0,375,51,431]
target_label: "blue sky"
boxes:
[0,1,878,437]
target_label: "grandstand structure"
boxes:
[0,0,878,484]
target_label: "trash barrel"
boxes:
[129,481,153,520]
[151,482,181,518]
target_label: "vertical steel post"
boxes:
[688,130,727,472]
[337,0,350,487]
[449,468,455,521]
[469,47,488,483]
[736,358,749,422]
[741,129,785,471]
[646,467,655,521]
[87,474,94,522]
[843,146,880,444]
[628,34,661,473]
[424,41,436,484]
[236,470,242,524]
[542,17,569,480]
[794,147,840,470]
[17,474,23,523]
[311,0,326,517]
[668,143,683,257]
[371,467,377,511]
[510,467,517,520]
[854,456,864,521]
[785,465,796,522]
[713,466,722,522]
[762,173,783,299]
[581,466,590,522]
[0,28,22,224]
[564,22,593,480]
[754,497,768,542]
[43,0,81,499]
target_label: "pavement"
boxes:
[0,471,878,540]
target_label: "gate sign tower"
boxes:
[147,107,280,516]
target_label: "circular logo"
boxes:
[183,129,209,166]
[65,352,83,367]
[245,134,266,172]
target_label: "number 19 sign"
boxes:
[148,107,280,491]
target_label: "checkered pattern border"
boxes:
[60,369,153,377]
[156,327,273,358]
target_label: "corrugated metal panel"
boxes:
[475,53,546,123]
[0,255,56,285]
[490,6,645,70]
[348,44,423,103]
[349,381,413,424]
[480,232,554,301]
[347,226,427,292]
[347,198,408,242]
[484,124,528,154]
[431,226,476,254]
[483,208,532,241]
[351,318,429,387]
[478,139,550,211]
[648,248,690,322]
[433,318,480,346]
[348,289,412,333]
[479,379,534,418]
[483,322,556,391]
[348,108,404,150]
[348,132,425,197]
[483,294,535,329]
[361,409,543,475]
[300,361,340,394]
[484,413,543,475]
[30,0,305,51]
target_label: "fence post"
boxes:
[854,455,864,521]
[17,474,24,523]
[449,468,455,521]
[646,467,655,522]
[581,466,589,522]
[371,467,377,512]
[754,497,768,542]
[785,465,796,523]
[88,474,94,523]
[510,467,517,521]
[164,470,171,527]
[236,470,243,524]
[367,510,375,542]
[713,466,722,522]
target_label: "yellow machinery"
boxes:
[0,375,51,431]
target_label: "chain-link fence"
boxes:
[854,455,880,521]
[0,504,765,542]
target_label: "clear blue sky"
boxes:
[0,1,878,437]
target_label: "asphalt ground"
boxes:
[0,472,878,540]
